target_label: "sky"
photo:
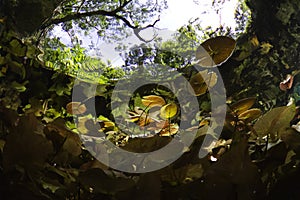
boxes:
[157,0,238,31]
[53,0,239,66]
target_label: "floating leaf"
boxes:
[189,70,218,96]
[66,102,87,115]
[189,72,207,96]
[230,97,256,116]
[238,108,262,123]
[141,95,166,108]
[160,103,178,119]
[196,36,236,67]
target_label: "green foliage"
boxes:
[43,37,125,83]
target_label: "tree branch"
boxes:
[133,18,160,43]
[40,0,133,29]
[40,0,160,43]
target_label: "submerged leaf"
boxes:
[121,135,172,153]
[79,168,135,195]
[3,115,54,172]
[281,128,300,153]
[254,105,296,141]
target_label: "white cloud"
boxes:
[157,0,238,31]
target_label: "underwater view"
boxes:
[0,0,300,199]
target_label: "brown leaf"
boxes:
[189,72,208,96]
[121,135,172,153]
[159,123,179,136]
[204,136,260,186]
[66,102,87,115]
[281,128,300,153]
[196,36,236,67]
[238,108,262,123]
[3,115,54,172]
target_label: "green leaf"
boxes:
[0,56,6,65]
[9,39,26,57]
[0,139,5,152]
[253,105,296,141]
[11,81,27,92]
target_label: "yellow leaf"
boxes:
[230,97,256,116]
[160,103,178,119]
[141,95,166,108]
[0,18,6,24]
[238,108,262,123]
[259,42,273,55]
[250,35,259,47]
